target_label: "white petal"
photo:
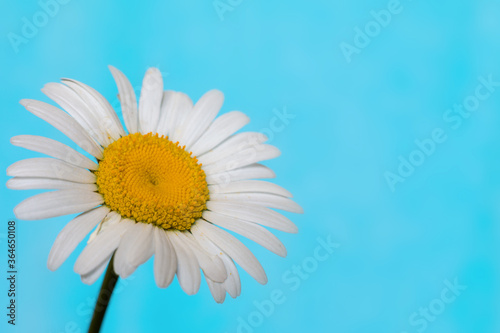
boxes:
[48,206,110,271]
[7,177,97,192]
[190,227,241,297]
[20,99,103,159]
[109,66,139,134]
[177,231,227,283]
[87,211,122,244]
[206,164,276,185]
[198,132,267,166]
[14,189,104,220]
[221,254,241,298]
[206,278,226,304]
[114,222,154,278]
[203,211,286,257]
[157,91,193,138]
[138,68,163,134]
[210,193,303,214]
[203,144,280,175]
[207,201,298,233]
[42,82,111,146]
[209,180,292,198]
[153,227,177,288]
[126,223,154,267]
[191,220,267,285]
[7,158,96,183]
[81,255,110,285]
[62,78,126,140]
[174,90,224,149]
[74,219,133,275]
[11,135,98,170]
[167,231,201,295]
[189,111,250,156]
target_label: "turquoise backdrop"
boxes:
[1,0,500,332]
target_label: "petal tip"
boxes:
[80,276,94,285]
[13,205,23,220]
[209,89,224,101]
[47,261,58,272]
[258,277,268,285]
[19,99,29,107]
[5,179,16,190]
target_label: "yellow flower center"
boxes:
[95,133,209,230]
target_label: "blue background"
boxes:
[1,0,500,332]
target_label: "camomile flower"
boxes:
[7,66,302,304]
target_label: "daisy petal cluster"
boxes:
[7,66,302,303]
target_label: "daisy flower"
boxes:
[7,66,302,304]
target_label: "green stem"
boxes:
[88,255,119,333]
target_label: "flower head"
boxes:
[7,66,302,303]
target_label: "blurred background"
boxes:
[1,0,500,332]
